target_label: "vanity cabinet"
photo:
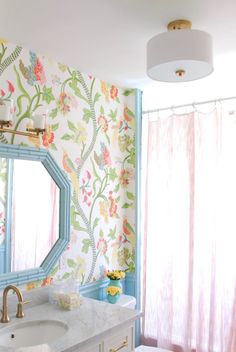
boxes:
[72,324,135,352]
[0,296,141,352]
[79,343,102,352]
[103,324,134,352]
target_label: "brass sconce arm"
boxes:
[0,121,45,139]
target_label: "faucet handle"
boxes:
[23,300,32,305]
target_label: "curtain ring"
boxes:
[216,99,222,109]
[171,106,176,115]
[192,102,197,113]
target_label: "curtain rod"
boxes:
[142,95,236,115]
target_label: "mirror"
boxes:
[0,144,71,288]
[1,159,60,273]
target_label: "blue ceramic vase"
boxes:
[108,279,122,290]
[107,293,120,304]
[107,279,122,304]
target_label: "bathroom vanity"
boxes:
[0,296,141,352]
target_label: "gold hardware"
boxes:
[23,300,32,305]
[0,120,45,139]
[1,285,24,323]
[0,121,11,128]
[167,19,192,31]
[26,127,46,136]
[109,339,128,352]
[175,69,186,77]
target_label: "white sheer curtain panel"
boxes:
[142,104,236,352]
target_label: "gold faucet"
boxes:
[1,284,24,323]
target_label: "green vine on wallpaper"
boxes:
[0,43,22,144]
[0,43,22,76]
[61,70,105,283]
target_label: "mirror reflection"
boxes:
[0,158,60,274]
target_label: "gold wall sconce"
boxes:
[0,101,46,139]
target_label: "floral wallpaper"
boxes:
[0,40,136,289]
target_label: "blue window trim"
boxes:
[134,88,142,346]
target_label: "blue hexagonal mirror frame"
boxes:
[0,144,71,288]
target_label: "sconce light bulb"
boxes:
[32,114,46,130]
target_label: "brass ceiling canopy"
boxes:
[167,19,192,31]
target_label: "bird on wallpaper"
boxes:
[123,106,135,130]
[110,219,135,268]
[62,151,79,195]
[122,219,135,247]
[124,106,134,122]
[94,142,112,170]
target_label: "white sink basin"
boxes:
[0,319,68,348]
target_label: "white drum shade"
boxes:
[147,29,213,82]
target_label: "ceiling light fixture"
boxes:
[147,19,213,82]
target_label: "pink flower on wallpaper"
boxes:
[34,58,46,85]
[119,168,134,188]
[81,170,92,207]
[97,238,108,255]
[0,225,5,235]
[42,127,54,148]
[94,143,112,170]
[103,146,111,166]
[110,85,118,100]
[108,191,118,218]
[7,80,15,93]
[86,170,91,180]
[0,89,5,97]
[98,115,108,133]
[57,92,78,115]
[41,277,53,287]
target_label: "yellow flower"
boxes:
[99,200,109,223]
[100,81,110,102]
[26,282,36,291]
[74,122,87,144]
[0,38,8,44]
[107,270,125,280]
[106,286,122,296]
[58,62,67,72]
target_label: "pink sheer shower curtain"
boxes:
[142,105,236,352]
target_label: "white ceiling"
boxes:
[1,0,236,103]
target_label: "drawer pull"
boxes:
[109,340,128,352]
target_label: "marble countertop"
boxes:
[0,297,142,352]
